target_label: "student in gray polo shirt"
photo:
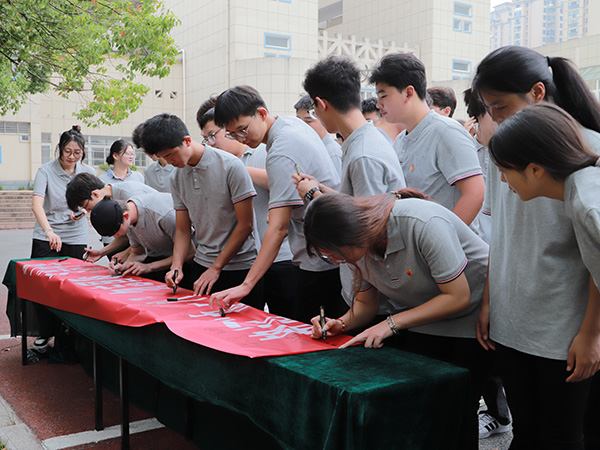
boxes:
[66,173,159,262]
[369,53,485,226]
[293,94,343,177]
[209,85,345,323]
[30,126,95,345]
[89,195,195,282]
[140,113,262,308]
[304,192,492,448]
[295,55,406,313]
[198,102,297,318]
[98,139,144,184]
[143,155,175,193]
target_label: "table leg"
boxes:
[21,299,27,366]
[93,341,104,431]
[119,357,130,450]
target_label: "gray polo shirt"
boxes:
[483,127,600,360]
[99,167,144,184]
[469,140,491,243]
[354,199,488,338]
[241,144,293,263]
[322,133,343,178]
[111,181,158,201]
[143,161,176,193]
[32,160,95,244]
[340,122,406,197]
[170,145,257,270]
[564,166,600,290]
[393,110,482,211]
[266,116,340,271]
[126,192,176,258]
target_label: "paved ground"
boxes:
[0,228,513,449]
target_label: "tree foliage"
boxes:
[0,0,180,126]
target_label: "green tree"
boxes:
[0,0,180,126]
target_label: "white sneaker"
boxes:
[479,411,511,439]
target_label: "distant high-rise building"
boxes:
[491,0,600,50]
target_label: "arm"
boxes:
[193,197,255,296]
[452,174,485,225]
[209,205,292,309]
[341,273,471,348]
[566,276,600,382]
[246,167,269,190]
[291,173,337,201]
[85,235,129,263]
[476,255,495,351]
[32,195,62,252]
[165,210,193,288]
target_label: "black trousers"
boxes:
[496,343,592,450]
[260,260,297,319]
[30,239,87,338]
[293,266,347,324]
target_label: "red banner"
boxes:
[16,259,352,358]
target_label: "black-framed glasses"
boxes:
[307,101,318,120]
[225,112,256,141]
[202,128,223,145]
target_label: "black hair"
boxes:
[472,46,600,133]
[488,103,600,179]
[139,113,190,155]
[463,88,487,119]
[427,87,457,117]
[132,123,145,150]
[369,53,427,100]
[361,97,381,116]
[303,55,362,113]
[65,172,105,211]
[213,86,267,128]
[57,125,86,162]
[198,108,216,130]
[106,139,133,165]
[196,95,218,129]
[294,94,312,112]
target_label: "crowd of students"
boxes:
[28,45,600,450]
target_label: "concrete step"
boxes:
[0,222,34,230]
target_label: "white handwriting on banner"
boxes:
[187,303,312,340]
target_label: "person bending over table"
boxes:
[303,191,494,448]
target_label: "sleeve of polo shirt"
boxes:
[169,172,187,211]
[416,217,468,284]
[348,157,393,197]
[159,211,177,242]
[267,155,304,210]
[127,229,141,249]
[33,167,49,198]
[226,157,256,204]
[578,208,600,289]
[436,125,483,186]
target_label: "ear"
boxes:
[91,190,101,200]
[405,86,416,100]
[315,97,328,111]
[256,107,268,120]
[182,136,192,147]
[530,82,546,104]
[528,163,546,179]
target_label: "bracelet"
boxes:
[337,318,346,331]
[44,227,53,236]
[387,315,400,335]
[304,186,321,202]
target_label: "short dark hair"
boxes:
[303,55,362,113]
[463,88,487,120]
[427,87,457,117]
[294,94,312,111]
[66,172,105,211]
[198,108,216,130]
[140,113,190,155]
[132,123,145,150]
[213,86,267,127]
[196,96,218,129]
[369,53,427,100]
[361,96,381,116]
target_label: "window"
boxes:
[452,59,471,73]
[568,9,580,17]
[264,33,291,50]
[568,0,579,8]
[453,19,462,31]
[567,28,579,36]
[463,21,473,33]
[454,2,472,16]
[568,19,580,27]
[42,133,52,164]
[0,122,30,135]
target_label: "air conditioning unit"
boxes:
[19,135,30,142]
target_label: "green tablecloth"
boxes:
[4,259,472,450]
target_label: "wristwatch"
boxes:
[304,186,321,202]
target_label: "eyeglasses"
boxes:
[202,128,223,145]
[63,149,83,157]
[225,113,256,141]
[124,151,136,157]
[307,101,318,120]
[318,252,347,265]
